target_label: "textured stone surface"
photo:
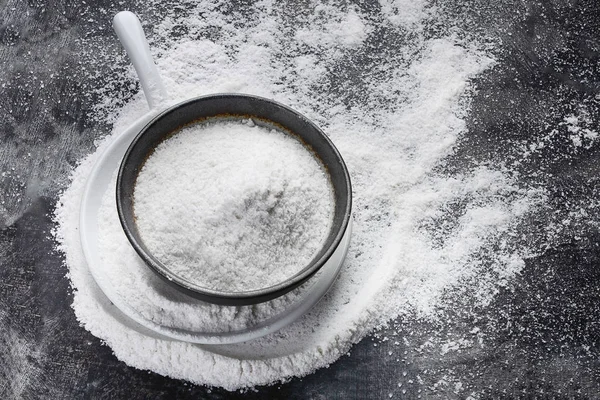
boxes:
[1,0,599,398]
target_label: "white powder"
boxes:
[133,119,334,292]
[98,170,311,333]
[53,0,546,391]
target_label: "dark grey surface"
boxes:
[1,0,600,398]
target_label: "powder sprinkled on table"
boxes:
[53,0,552,392]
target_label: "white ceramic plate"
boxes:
[79,112,352,344]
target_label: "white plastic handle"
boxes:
[113,11,168,109]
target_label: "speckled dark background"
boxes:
[1,0,600,398]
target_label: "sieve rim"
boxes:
[116,93,352,306]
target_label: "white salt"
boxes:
[133,119,334,292]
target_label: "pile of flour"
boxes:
[133,119,334,292]
[53,0,545,391]
[98,170,314,334]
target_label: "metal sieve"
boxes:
[113,12,352,306]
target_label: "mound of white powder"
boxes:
[133,119,334,292]
[53,0,546,391]
[98,171,313,333]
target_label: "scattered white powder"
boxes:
[133,119,334,292]
[379,0,430,29]
[521,106,600,158]
[53,0,546,391]
[564,112,599,148]
[295,7,370,50]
